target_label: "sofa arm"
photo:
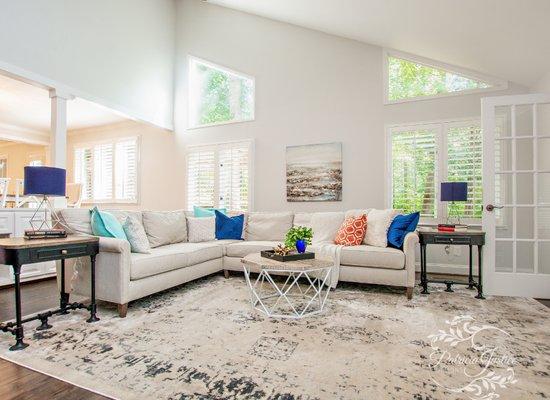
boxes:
[403,232,419,289]
[99,237,131,254]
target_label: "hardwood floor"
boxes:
[0,279,109,400]
[0,276,547,400]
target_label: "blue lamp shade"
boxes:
[24,166,66,197]
[440,182,468,202]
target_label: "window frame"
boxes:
[187,55,256,130]
[383,49,508,105]
[186,139,255,211]
[72,136,141,205]
[386,117,483,226]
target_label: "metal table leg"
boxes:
[86,254,100,323]
[9,263,28,351]
[475,245,485,299]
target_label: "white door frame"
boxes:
[482,93,550,298]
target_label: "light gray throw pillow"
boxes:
[142,210,187,248]
[187,216,215,243]
[123,216,151,254]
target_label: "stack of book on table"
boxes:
[24,229,67,240]
[437,224,468,232]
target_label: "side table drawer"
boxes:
[433,235,471,245]
[30,244,89,262]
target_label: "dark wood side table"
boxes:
[417,229,485,299]
[0,236,100,350]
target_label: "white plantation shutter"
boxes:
[391,128,437,217]
[74,148,93,200]
[73,137,139,203]
[447,123,483,218]
[115,139,138,201]
[93,143,113,200]
[187,147,216,209]
[187,140,252,211]
[219,142,250,212]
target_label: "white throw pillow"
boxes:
[187,216,215,243]
[364,209,398,247]
[345,209,371,219]
[122,216,151,254]
[142,210,187,248]
[293,212,313,228]
[245,212,294,241]
[310,212,345,244]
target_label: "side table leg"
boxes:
[10,263,28,351]
[421,244,429,294]
[87,254,100,323]
[475,245,485,299]
[60,258,70,314]
[467,245,475,289]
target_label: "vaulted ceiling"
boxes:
[208,0,550,88]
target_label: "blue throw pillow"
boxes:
[215,210,244,240]
[194,206,227,218]
[387,212,420,249]
[90,207,128,240]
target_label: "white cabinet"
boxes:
[0,209,57,286]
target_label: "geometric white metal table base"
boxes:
[243,264,333,319]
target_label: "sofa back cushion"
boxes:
[310,212,344,244]
[142,210,187,248]
[106,210,143,225]
[245,212,293,241]
[187,216,216,243]
[293,212,313,228]
[56,208,93,235]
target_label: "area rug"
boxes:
[0,275,548,400]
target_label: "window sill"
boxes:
[187,118,255,131]
[82,200,139,205]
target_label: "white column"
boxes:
[49,89,74,210]
[49,89,74,168]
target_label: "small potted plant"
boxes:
[285,226,313,254]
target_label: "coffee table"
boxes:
[241,253,333,319]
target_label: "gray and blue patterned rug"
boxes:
[0,275,548,399]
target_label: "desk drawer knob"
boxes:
[61,249,68,255]
[450,238,454,242]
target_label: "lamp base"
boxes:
[28,195,61,233]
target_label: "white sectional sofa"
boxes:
[57,209,418,317]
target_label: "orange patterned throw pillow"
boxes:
[334,214,367,246]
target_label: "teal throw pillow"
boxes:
[90,207,128,240]
[194,206,227,218]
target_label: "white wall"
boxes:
[534,71,550,93]
[174,0,528,212]
[0,0,176,129]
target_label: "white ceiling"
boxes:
[208,0,550,87]
[0,74,128,134]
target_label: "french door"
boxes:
[482,93,550,298]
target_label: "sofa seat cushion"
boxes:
[340,245,405,270]
[130,242,222,280]
[225,241,279,258]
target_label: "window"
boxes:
[385,50,504,103]
[187,140,252,211]
[0,157,7,178]
[188,57,255,129]
[74,137,139,203]
[389,120,483,221]
[28,153,44,166]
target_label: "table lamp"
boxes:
[24,166,66,232]
[440,181,467,226]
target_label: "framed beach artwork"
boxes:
[286,142,342,202]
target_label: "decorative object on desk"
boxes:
[284,225,313,253]
[440,181,468,226]
[334,214,367,246]
[387,212,420,248]
[286,142,342,202]
[437,223,467,232]
[23,166,66,233]
[24,228,67,240]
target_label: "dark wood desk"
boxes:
[418,229,485,299]
[0,236,100,350]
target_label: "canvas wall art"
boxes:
[286,142,342,202]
